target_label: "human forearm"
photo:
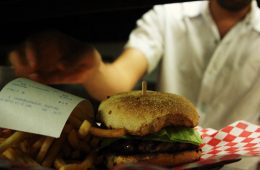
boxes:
[8,31,147,101]
[82,63,133,101]
[83,48,148,101]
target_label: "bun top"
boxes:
[97,90,199,136]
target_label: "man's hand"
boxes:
[8,31,102,85]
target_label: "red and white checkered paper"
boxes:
[113,121,260,170]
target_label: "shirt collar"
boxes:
[249,1,260,32]
[185,1,260,33]
[182,1,207,18]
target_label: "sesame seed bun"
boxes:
[97,90,199,136]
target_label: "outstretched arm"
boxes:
[83,48,148,100]
[8,31,148,101]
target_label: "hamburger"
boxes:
[97,90,202,168]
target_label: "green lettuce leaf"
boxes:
[141,127,203,145]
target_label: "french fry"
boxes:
[16,149,40,166]
[90,127,126,138]
[42,135,65,167]
[0,131,28,153]
[31,136,45,156]
[2,147,20,162]
[19,140,30,154]
[68,115,82,129]
[59,153,94,170]
[0,138,5,143]
[67,129,80,149]
[0,103,102,170]
[59,163,82,170]
[3,147,39,166]
[36,137,54,163]
[78,118,126,138]
[54,158,66,169]
[79,120,92,138]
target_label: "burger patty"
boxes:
[102,139,199,155]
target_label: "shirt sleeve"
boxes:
[124,5,165,74]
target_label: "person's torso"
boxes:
[157,2,260,129]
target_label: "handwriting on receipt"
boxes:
[0,78,85,138]
[0,80,76,115]
[0,97,61,115]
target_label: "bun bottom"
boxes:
[107,149,202,168]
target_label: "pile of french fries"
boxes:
[0,101,126,170]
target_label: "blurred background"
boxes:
[0,0,194,108]
[0,1,259,169]
[0,0,190,90]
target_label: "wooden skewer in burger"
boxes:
[96,81,203,168]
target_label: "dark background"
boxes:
[0,0,204,105]
[0,0,204,65]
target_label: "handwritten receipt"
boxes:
[0,78,85,137]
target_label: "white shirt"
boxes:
[125,1,260,130]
